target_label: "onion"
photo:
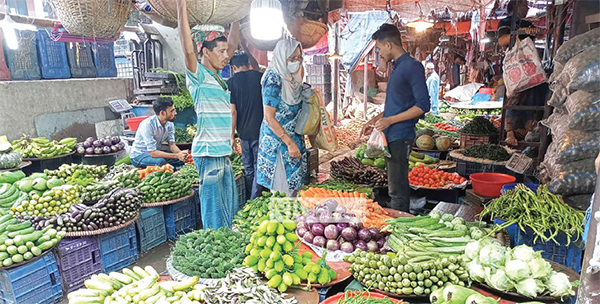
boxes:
[324,199,338,212]
[369,227,383,240]
[324,224,339,240]
[331,212,343,223]
[349,217,362,230]
[366,240,379,252]
[319,211,332,223]
[303,231,314,243]
[313,236,327,248]
[336,222,349,232]
[311,223,324,236]
[334,205,347,214]
[296,226,308,238]
[341,227,357,242]
[340,242,354,253]
[358,228,372,242]
[354,240,367,251]
[377,237,386,248]
[326,239,340,251]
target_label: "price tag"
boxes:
[505,153,533,174]
[108,99,132,113]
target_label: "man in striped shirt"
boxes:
[177,0,240,229]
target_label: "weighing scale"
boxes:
[108,99,136,138]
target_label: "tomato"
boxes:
[418,164,424,168]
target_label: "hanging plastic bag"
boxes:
[310,106,338,152]
[502,37,547,97]
[364,131,391,159]
[295,85,321,135]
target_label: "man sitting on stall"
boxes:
[129,97,189,169]
[426,62,440,115]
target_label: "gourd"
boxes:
[0,136,21,169]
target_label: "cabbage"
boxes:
[547,271,576,298]
[485,268,515,291]
[479,242,507,268]
[505,259,531,281]
[465,241,482,261]
[514,278,546,298]
[528,257,552,279]
[512,245,537,262]
[467,259,486,282]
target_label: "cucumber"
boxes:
[2,258,12,267]
[8,227,35,238]
[0,214,12,225]
[23,252,33,260]
[45,228,57,238]
[14,230,43,246]
[37,240,54,251]
[133,266,150,278]
[11,254,23,263]
[122,268,142,280]
[0,219,18,233]
[25,241,34,249]
[6,221,32,232]
[0,252,8,260]
[6,245,17,255]
[16,245,27,254]
[30,246,41,256]
[35,235,51,245]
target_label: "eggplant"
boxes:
[102,146,111,154]
[110,145,118,153]
[111,136,121,145]
[102,138,112,146]
[85,147,95,155]
[93,140,103,148]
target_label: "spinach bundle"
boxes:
[463,144,510,161]
[460,116,498,135]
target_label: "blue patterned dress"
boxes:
[256,70,308,191]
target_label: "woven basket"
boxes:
[288,18,328,49]
[240,22,279,51]
[49,0,132,38]
[147,0,251,26]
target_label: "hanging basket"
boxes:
[240,22,279,51]
[288,18,328,49]
[49,0,132,38]
[146,0,252,26]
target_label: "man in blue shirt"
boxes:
[361,24,431,212]
[130,97,189,169]
[426,62,440,115]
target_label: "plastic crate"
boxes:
[494,218,584,272]
[455,159,510,178]
[500,183,540,194]
[66,42,97,78]
[236,176,246,210]
[35,29,70,79]
[308,74,331,85]
[92,42,117,77]
[0,36,10,81]
[164,197,197,240]
[4,30,41,80]
[312,55,329,65]
[306,64,331,75]
[0,252,62,304]
[55,237,102,293]
[99,225,138,273]
[136,207,167,253]
[459,133,499,149]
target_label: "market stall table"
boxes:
[22,151,75,175]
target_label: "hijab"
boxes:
[263,39,303,106]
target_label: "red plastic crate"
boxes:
[459,133,498,149]
[55,237,102,293]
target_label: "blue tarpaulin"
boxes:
[340,11,390,72]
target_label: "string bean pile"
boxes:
[481,184,585,245]
[336,291,400,303]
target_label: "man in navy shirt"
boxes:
[361,24,430,212]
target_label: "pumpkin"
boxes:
[0,151,21,169]
[416,135,435,150]
[435,136,452,151]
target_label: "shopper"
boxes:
[176,0,240,229]
[256,39,308,196]
[449,54,465,90]
[425,62,440,115]
[228,52,267,200]
[130,97,189,169]
[360,24,430,212]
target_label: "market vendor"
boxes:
[129,97,189,169]
[177,0,240,229]
[361,24,430,212]
[497,0,538,48]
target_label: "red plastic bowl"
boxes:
[470,173,516,197]
[125,116,149,131]
[322,291,404,304]
[479,88,493,95]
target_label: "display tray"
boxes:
[449,149,510,165]
[0,161,31,173]
[322,291,406,303]
[297,243,353,288]
[64,214,139,238]
[372,288,429,301]
[474,259,579,303]
[0,244,55,271]
[141,190,195,208]
[22,151,75,161]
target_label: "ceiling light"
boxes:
[407,18,434,32]
[250,0,284,41]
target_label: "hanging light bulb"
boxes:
[1,14,36,50]
[406,1,434,33]
[250,0,284,41]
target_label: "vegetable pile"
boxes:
[296,201,386,253]
[80,180,120,203]
[138,164,174,180]
[331,157,387,187]
[175,126,194,143]
[0,179,27,213]
[46,164,108,179]
[230,153,244,178]
[430,284,499,304]
[408,151,439,171]
[335,119,366,147]
[177,164,199,185]
[138,171,192,203]
[11,185,79,219]
[463,238,576,299]
[385,212,491,258]
[463,144,510,162]
[302,180,373,198]
[481,184,585,245]
[12,135,77,158]
[345,249,470,296]
[0,216,66,267]
[434,123,460,133]
[77,136,125,156]
[335,291,400,303]
[233,191,305,234]
[355,144,387,170]
[32,188,142,232]
[460,116,498,135]
[408,166,466,188]
[243,219,336,291]
[172,228,250,279]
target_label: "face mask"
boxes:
[287,61,301,74]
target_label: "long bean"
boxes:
[337,291,400,304]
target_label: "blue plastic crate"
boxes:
[66,42,96,78]
[55,237,102,293]
[92,42,117,77]
[494,218,584,273]
[455,159,510,178]
[164,197,197,240]
[501,183,540,194]
[35,29,70,79]
[4,30,41,80]
[0,252,62,304]
[99,225,138,273]
[136,207,167,253]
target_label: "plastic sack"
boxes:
[556,130,600,164]
[295,85,321,135]
[546,83,569,107]
[540,108,568,139]
[443,83,483,101]
[558,45,600,92]
[563,194,593,211]
[502,38,547,97]
[310,107,338,151]
[564,90,600,131]
[553,27,600,65]
[365,131,391,159]
[549,171,597,196]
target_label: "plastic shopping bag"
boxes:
[365,131,391,158]
[502,37,547,96]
